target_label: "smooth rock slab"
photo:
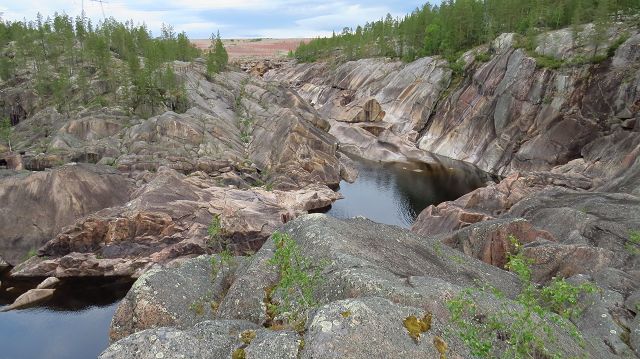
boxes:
[0,288,55,312]
[36,277,61,289]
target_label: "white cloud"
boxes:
[0,0,422,38]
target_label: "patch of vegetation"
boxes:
[446,235,597,358]
[607,33,630,58]
[0,15,203,118]
[474,52,492,63]
[206,31,229,77]
[207,214,231,253]
[189,301,205,316]
[24,248,38,260]
[625,231,640,255]
[267,231,326,331]
[292,0,638,63]
[240,330,256,345]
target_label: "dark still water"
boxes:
[326,157,494,228]
[0,277,132,359]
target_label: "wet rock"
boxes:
[0,163,133,265]
[110,255,249,342]
[0,288,55,311]
[36,277,60,289]
[100,320,259,359]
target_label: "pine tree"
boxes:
[207,31,228,76]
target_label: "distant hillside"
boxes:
[192,38,309,61]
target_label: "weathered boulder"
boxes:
[35,277,60,289]
[301,297,458,358]
[100,320,259,359]
[411,171,593,237]
[244,330,300,359]
[11,167,339,278]
[506,189,640,279]
[110,255,248,342]
[102,214,615,358]
[0,163,133,265]
[0,288,55,311]
[438,218,556,268]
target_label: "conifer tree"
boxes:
[206,31,228,76]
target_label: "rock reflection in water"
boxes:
[325,157,493,228]
[0,277,132,359]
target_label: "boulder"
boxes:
[36,277,60,289]
[0,163,133,265]
[0,288,55,311]
[110,255,249,342]
[411,171,593,237]
[439,218,555,268]
[100,320,259,359]
[243,330,300,359]
[102,214,614,358]
[337,98,385,123]
[11,167,340,278]
[301,297,459,358]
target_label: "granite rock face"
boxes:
[1,62,348,278]
[0,163,133,265]
[102,215,614,358]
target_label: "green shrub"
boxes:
[447,235,597,358]
[474,52,492,63]
[625,231,640,255]
[207,214,230,252]
[267,232,325,329]
[607,33,630,58]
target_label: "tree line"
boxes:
[0,13,228,118]
[294,0,640,63]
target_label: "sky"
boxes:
[0,0,431,39]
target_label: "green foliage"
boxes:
[0,118,12,152]
[267,232,325,328]
[447,235,597,358]
[207,214,231,253]
[608,33,631,58]
[293,0,639,64]
[206,31,228,76]
[474,52,491,63]
[0,14,200,118]
[625,231,640,255]
[24,248,38,260]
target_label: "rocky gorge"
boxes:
[1,20,640,358]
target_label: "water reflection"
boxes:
[0,277,132,359]
[326,157,493,228]
[0,304,118,359]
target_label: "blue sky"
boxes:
[0,1,432,39]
